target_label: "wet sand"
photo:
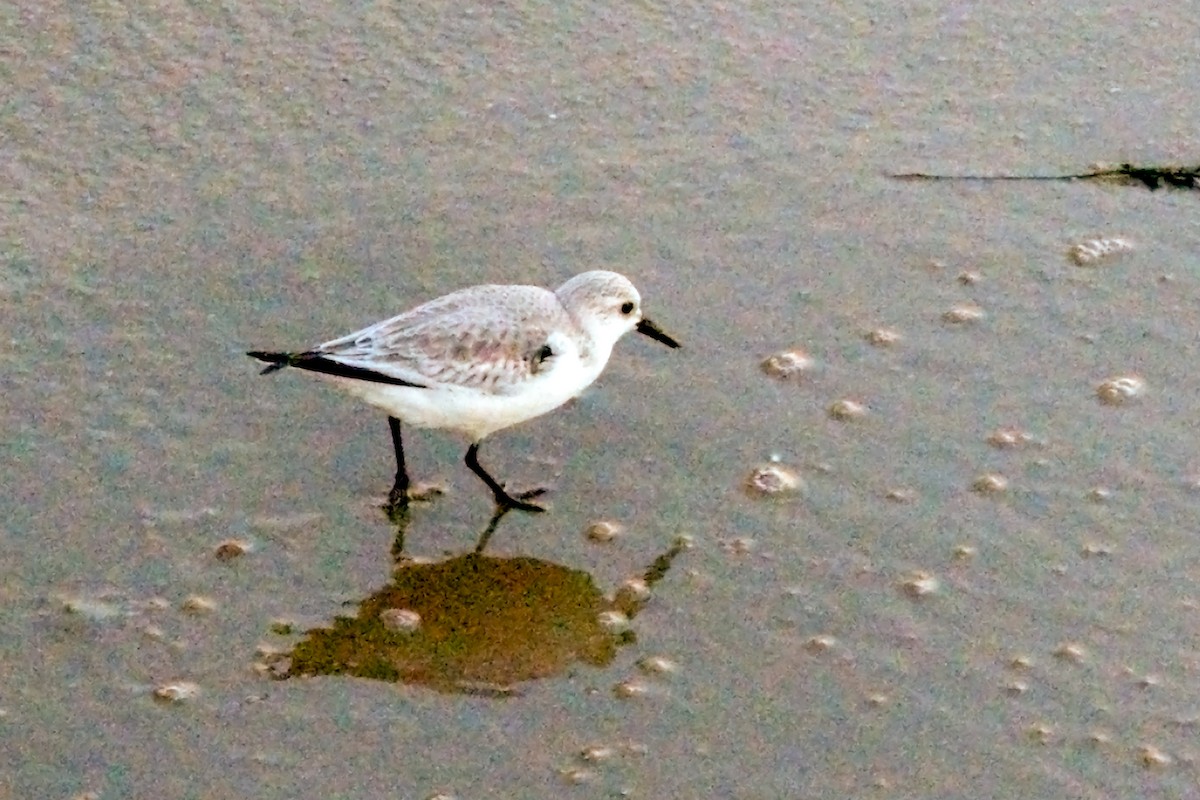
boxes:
[5,2,1200,797]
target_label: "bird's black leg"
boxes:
[386,416,410,509]
[473,505,510,553]
[464,442,546,513]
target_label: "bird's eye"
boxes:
[620,301,635,315]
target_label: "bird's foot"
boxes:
[494,486,547,513]
[384,481,445,514]
[383,495,410,524]
[384,483,409,513]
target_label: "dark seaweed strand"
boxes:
[890,163,1200,191]
[1106,164,1200,190]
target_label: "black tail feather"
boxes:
[246,351,293,375]
[246,350,426,388]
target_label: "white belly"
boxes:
[324,348,606,441]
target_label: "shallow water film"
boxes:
[5,2,1200,798]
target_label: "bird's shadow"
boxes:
[265,502,689,695]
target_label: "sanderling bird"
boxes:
[247,270,680,513]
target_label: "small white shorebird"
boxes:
[248,271,680,513]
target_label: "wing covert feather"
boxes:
[312,285,575,392]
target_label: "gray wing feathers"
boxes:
[312,285,573,393]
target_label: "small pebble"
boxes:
[900,572,939,598]
[761,349,813,380]
[828,399,867,421]
[381,608,421,634]
[585,520,623,542]
[672,534,695,550]
[1133,673,1161,689]
[597,610,631,634]
[986,428,1032,449]
[579,745,617,763]
[1028,724,1054,744]
[612,679,653,699]
[180,595,217,615]
[214,539,251,561]
[804,634,838,653]
[864,328,902,347]
[614,578,651,612]
[1069,236,1134,266]
[153,681,200,704]
[1054,643,1086,663]
[560,767,596,785]
[1096,376,1145,405]
[1081,542,1114,558]
[636,655,679,676]
[942,304,985,324]
[745,465,801,495]
[61,597,123,621]
[972,474,1008,494]
[1139,745,1172,768]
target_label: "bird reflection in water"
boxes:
[269,505,688,695]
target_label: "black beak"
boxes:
[636,317,681,349]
